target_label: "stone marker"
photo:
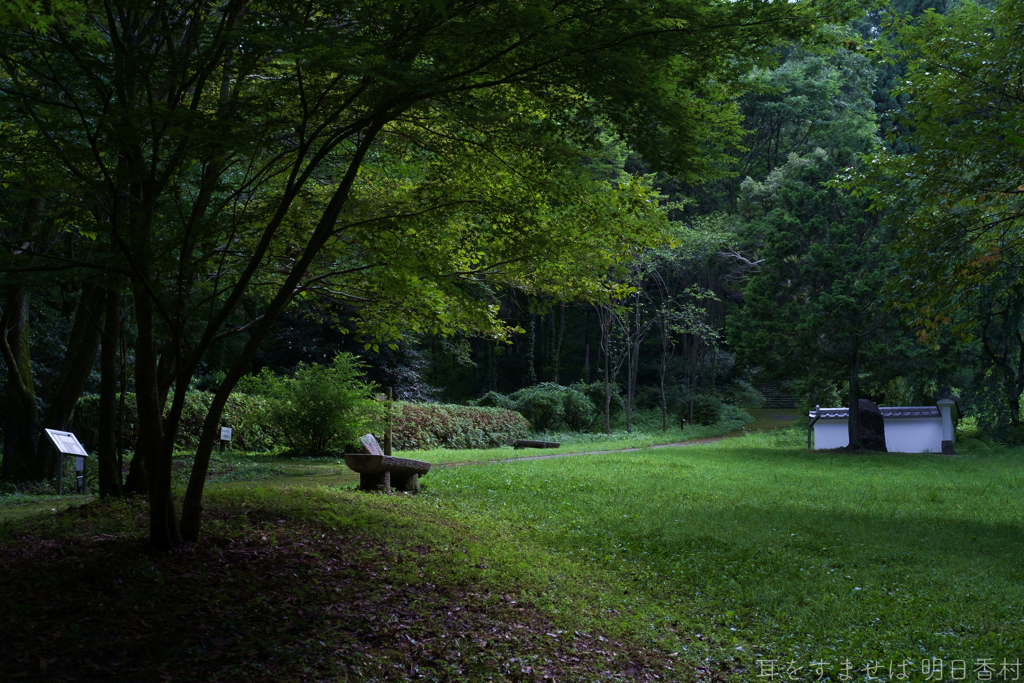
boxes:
[359,433,384,456]
[857,399,887,452]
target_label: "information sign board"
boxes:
[44,429,88,457]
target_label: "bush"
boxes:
[473,391,515,411]
[678,394,722,426]
[719,379,766,408]
[572,381,624,421]
[562,388,598,431]
[510,383,566,431]
[384,403,529,450]
[73,390,279,453]
[507,383,599,432]
[255,354,384,455]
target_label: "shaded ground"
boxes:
[0,494,717,683]
[729,408,800,434]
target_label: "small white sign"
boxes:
[220,427,233,442]
[44,429,88,457]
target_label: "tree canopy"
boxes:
[840,0,1024,341]
[0,0,865,547]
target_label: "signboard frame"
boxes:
[43,429,89,495]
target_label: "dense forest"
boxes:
[2,0,1022,547]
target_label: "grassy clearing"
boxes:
[4,423,1021,681]
[0,486,687,682]
[421,428,1024,678]
[406,412,757,466]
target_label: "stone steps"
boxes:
[753,382,799,409]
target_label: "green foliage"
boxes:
[728,149,915,414]
[572,381,624,422]
[509,383,600,432]
[679,394,723,426]
[719,379,766,408]
[472,391,515,411]
[386,403,529,450]
[838,0,1024,341]
[253,355,384,455]
[509,384,567,432]
[561,389,599,432]
[73,391,279,453]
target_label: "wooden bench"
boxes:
[507,438,561,450]
[343,434,430,493]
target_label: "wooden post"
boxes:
[384,388,393,456]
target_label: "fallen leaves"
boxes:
[0,495,700,682]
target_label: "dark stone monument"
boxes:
[858,399,887,452]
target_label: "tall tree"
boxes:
[1,0,864,547]
[841,0,1024,343]
[729,150,903,448]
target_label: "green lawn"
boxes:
[419,430,1024,678]
[2,429,1022,681]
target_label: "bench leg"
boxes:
[391,472,419,493]
[359,471,390,493]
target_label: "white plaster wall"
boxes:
[814,416,944,452]
[885,418,943,453]
[814,420,849,449]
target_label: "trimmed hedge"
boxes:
[380,403,529,450]
[73,392,526,453]
[73,391,279,453]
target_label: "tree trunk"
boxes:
[604,351,612,435]
[583,307,591,384]
[553,303,565,385]
[98,291,123,497]
[38,283,106,478]
[524,314,537,386]
[658,315,671,432]
[1,288,40,481]
[134,288,180,549]
[180,119,387,543]
[847,335,862,449]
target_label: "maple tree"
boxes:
[1,0,863,547]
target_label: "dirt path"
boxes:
[438,436,730,468]
[436,408,802,468]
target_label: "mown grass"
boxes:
[418,428,1024,678]
[4,423,1022,681]
[406,411,757,466]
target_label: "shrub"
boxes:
[719,379,766,408]
[384,403,528,450]
[572,381,624,421]
[721,403,756,425]
[256,354,385,455]
[473,391,515,411]
[678,394,722,426]
[510,383,566,431]
[73,391,279,453]
[561,388,599,431]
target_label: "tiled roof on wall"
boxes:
[809,407,941,419]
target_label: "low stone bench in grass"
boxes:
[506,438,561,450]
[343,434,430,493]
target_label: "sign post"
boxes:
[220,426,232,453]
[44,429,89,495]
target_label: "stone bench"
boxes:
[343,434,430,493]
[506,438,561,450]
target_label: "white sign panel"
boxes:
[220,427,233,442]
[44,429,88,457]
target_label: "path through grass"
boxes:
[422,431,1024,679]
[4,423,1021,681]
